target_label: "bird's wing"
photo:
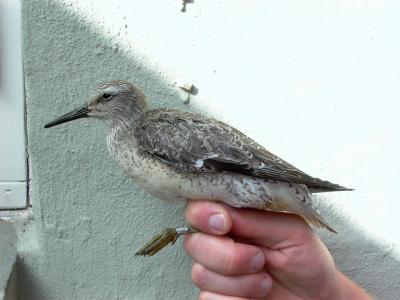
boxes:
[134,109,349,192]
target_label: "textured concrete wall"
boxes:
[0,221,17,300]
[20,1,198,299]
[18,1,400,299]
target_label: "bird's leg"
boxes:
[135,225,198,257]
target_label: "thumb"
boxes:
[185,200,232,235]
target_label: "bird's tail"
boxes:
[290,184,337,233]
[267,182,338,233]
[299,208,337,233]
[308,178,353,193]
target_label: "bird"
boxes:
[45,80,351,256]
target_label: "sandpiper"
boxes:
[45,80,351,256]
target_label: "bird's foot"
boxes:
[135,225,198,257]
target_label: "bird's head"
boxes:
[44,80,147,128]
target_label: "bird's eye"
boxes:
[102,93,112,100]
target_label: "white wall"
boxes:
[67,0,400,252]
[0,0,26,209]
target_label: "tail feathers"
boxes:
[301,213,337,234]
[292,192,338,233]
[262,181,338,233]
[273,182,338,233]
[291,184,338,233]
[308,178,353,193]
[309,186,354,193]
[265,198,338,233]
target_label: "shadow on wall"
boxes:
[317,201,400,299]
[18,1,400,299]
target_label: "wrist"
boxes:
[327,270,373,300]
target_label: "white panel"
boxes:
[0,182,26,209]
[0,0,27,209]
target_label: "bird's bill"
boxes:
[44,105,91,128]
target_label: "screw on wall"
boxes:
[178,83,198,104]
[181,0,194,13]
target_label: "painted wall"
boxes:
[18,0,399,299]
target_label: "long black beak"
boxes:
[44,105,91,128]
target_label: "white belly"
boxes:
[109,138,290,209]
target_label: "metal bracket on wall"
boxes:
[181,0,194,13]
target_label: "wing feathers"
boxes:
[135,109,350,192]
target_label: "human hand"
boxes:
[184,200,372,300]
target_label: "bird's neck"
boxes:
[107,118,133,139]
[106,111,141,145]
[108,105,146,130]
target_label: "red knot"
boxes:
[45,80,352,256]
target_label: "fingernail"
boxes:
[260,277,271,295]
[208,214,225,233]
[250,252,264,272]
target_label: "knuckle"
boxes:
[185,201,197,221]
[271,251,292,270]
[222,245,242,274]
[191,263,208,288]
[183,233,201,255]
[185,212,197,230]
[198,291,211,300]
